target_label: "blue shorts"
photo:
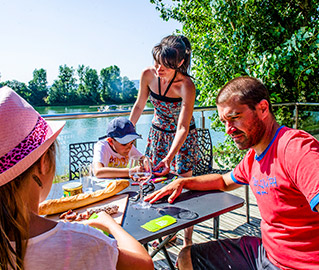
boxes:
[190,236,280,270]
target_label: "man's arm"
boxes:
[144,172,241,204]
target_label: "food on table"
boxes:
[59,204,119,222]
[39,179,129,215]
[87,204,119,216]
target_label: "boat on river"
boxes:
[97,104,132,112]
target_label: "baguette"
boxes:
[39,179,129,216]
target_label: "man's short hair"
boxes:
[216,76,274,115]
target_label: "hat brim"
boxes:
[0,120,65,186]
[114,134,142,145]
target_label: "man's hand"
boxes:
[144,178,184,204]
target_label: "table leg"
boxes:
[150,234,176,270]
[245,185,250,224]
[213,216,219,239]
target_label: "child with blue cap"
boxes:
[93,117,142,178]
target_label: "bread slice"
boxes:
[39,179,129,215]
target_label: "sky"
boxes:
[0,0,181,85]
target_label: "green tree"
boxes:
[151,0,319,168]
[47,65,77,105]
[100,65,122,103]
[77,64,86,104]
[28,68,48,105]
[77,66,101,104]
[122,76,138,102]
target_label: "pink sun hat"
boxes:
[0,86,65,186]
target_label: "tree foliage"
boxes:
[1,65,138,106]
[77,66,100,104]
[100,66,122,102]
[151,0,319,168]
[28,69,48,105]
[47,65,77,105]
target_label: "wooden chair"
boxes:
[194,128,250,230]
[69,141,96,180]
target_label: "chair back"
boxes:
[69,141,96,180]
[193,128,213,176]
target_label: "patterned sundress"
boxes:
[145,73,199,174]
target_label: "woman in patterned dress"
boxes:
[129,35,198,246]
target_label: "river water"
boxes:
[35,105,225,176]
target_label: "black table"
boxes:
[47,178,244,269]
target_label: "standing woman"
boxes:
[130,35,198,246]
[0,87,153,270]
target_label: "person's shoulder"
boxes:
[278,127,319,155]
[280,126,316,141]
[141,66,156,80]
[178,75,195,98]
[95,140,108,149]
[184,76,195,89]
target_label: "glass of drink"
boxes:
[79,162,93,193]
[129,155,152,209]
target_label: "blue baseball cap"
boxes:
[102,117,142,144]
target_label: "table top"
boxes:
[47,178,244,245]
[122,182,244,244]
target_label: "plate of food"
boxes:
[45,194,129,225]
[39,179,130,225]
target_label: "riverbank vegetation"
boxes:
[0,65,138,106]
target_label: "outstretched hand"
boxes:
[144,179,184,204]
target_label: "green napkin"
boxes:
[141,215,177,232]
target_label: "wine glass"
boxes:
[79,162,93,193]
[129,155,152,209]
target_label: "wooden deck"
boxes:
[149,186,261,270]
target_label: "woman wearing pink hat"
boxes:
[0,87,153,270]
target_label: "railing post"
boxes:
[294,103,299,129]
[201,111,205,129]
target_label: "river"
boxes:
[35,105,225,176]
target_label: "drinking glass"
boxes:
[79,162,93,193]
[129,155,152,209]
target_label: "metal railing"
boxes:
[41,102,319,176]
[42,103,319,130]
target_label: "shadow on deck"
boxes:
[150,186,261,270]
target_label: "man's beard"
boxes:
[233,117,266,150]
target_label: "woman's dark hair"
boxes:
[152,35,192,76]
[216,76,274,115]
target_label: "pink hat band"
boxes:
[0,86,65,186]
[0,116,50,174]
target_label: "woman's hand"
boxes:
[80,211,115,233]
[153,158,171,176]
